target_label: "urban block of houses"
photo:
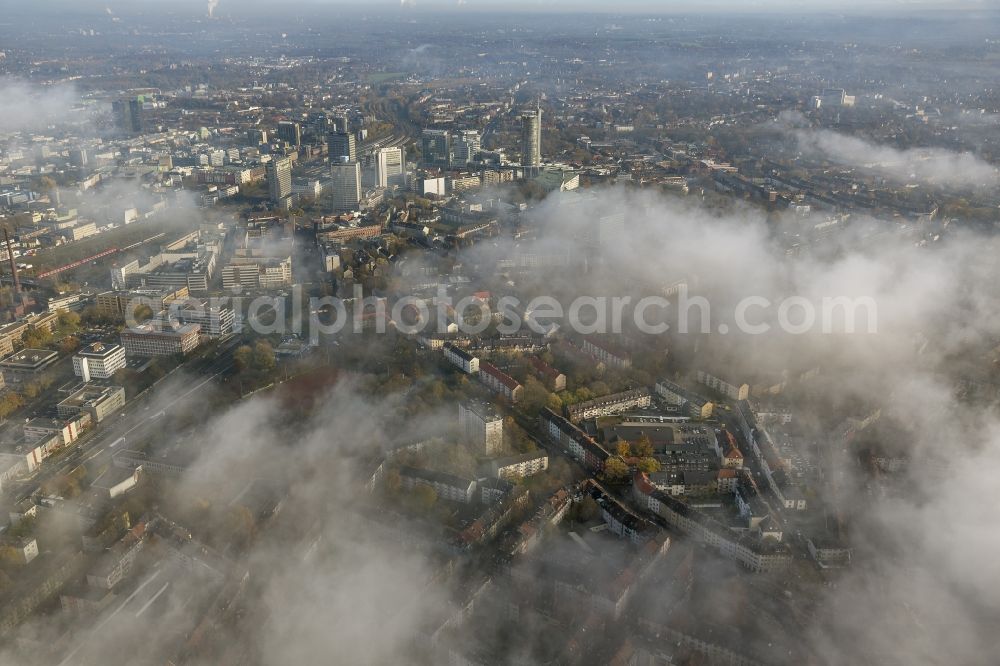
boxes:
[454,486,529,550]
[585,479,655,544]
[478,361,523,404]
[581,337,632,369]
[527,356,566,391]
[490,451,549,480]
[566,388,652,422]
[633,472,791,572]
[442,342,479,374]
[399,466,477,503]
[86,522,150,590]
[655,378,714,419]
[540,408,613,473]
[478,477,515,505]
[696,369,749,401]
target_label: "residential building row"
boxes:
[632,472,791,572]
[478,361,523,404]
[566,388,652,422]
[655,378,714,419]
[540,408,613,473]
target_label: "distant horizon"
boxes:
[12,0,1000,16]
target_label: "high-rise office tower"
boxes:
[113,98,143,134]
[69,147,89,168]
[327,130,357,162]
[451,130,481,167]
[267,156,293,204]
[330,158,361,212]
[521,105,542,170]
[128,99,143,133]
[376,146,405,188]
[308,112,329,137]
[276,121,302,148]
[360,154,379,190]
[247,128,268,146]
[421,129,451,166]
[333,115,350,134]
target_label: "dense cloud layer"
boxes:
[461,187,1000,664]
[5,181,999,664]
[0,78,93,135]
[791,124,999,189]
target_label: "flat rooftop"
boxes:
[0,348,59,370]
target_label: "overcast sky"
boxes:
[31,0,1000,14]
[296,0,994,9]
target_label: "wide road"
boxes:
[6,341,238,504]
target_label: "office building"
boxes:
[57,384,126,424]
[376,146,405,188]
[330,158,361,212]
[117,233,221,294]
[73,343,127,381]
[113,98,144,134]
[520,106,542,170]
[121,322,201,357]
[267,156,293,204]
[170,302,236,337]
[24,416,88,448]
[221,256,293,291]
[421,129,451,166]
[307,112,330,137]
[276,121,302,148]
[451,130,481,166]
[327,130,357,162]
[96,288,189,320]
[69,147,89,168]
[0,349,59,387]
[332,115,350,134]
[247,128,268,145]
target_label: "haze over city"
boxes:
[0,2,996,665]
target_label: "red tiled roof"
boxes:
[480,361,521,390]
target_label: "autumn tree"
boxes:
[602,457,630,482]
[519,376,551,415]
[252,340,276,373]
[23,327,52,349]
[637,457,661,474]
[59,336,80,355]
[411,484,438,511]
[385,468,402,495]
[234,345,253,371]
[571,495,599,523]
[57,310,81,334]
[633,434,654,458]
[0,392,24,419]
